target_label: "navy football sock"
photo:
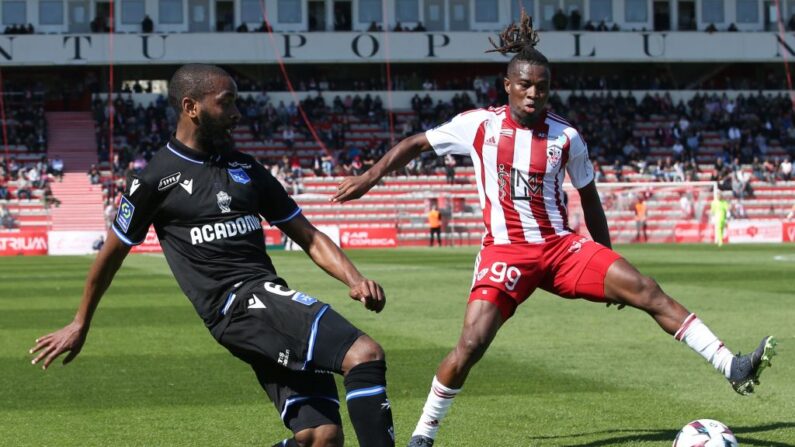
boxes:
[270,439,298,447]
[344,360,395,447]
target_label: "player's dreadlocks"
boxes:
[168,64,232,115]
[486,10,549,72]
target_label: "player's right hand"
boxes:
[606,300,626,310]
[29,321,87,370]
[349,278,386,313]
[332,174,375,203]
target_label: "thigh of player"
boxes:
[468,244,544,321]
[540,234,622,302]
[216,279,364,431]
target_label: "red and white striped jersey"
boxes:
[426,107,594,246]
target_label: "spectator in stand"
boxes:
[444,154,457,185]
[141,15,154,33]
[282,125,296,150]
[779,156,792,181]
[88,165,101,185]
[762,158,777,184]
[428,203,442,247]
[732,169,754,199]
[552,9,568,30]
[27,165,43,189]
[0,178,7,200]
[351,156,364,176]
[0,204,16,229]
[42,183,61,209]
[612,158,624,182]
[592,160,606,183]
[16,177,32,200]
[321,153,335,177]
[569,8,582,30]
[50,156,64,182]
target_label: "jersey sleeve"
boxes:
[251,162,301,225]
[425,110,487,156]
[565,130,595,189]
[111,174,161,246]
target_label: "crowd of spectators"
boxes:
[3,24,34,35]
[0,154,63,228]
[224,69,795,98]
[93,82,795,220]
[4,96,48,153]
[552,90,795,200]
[91,94,174,199]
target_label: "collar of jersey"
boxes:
[504,109,547,131]
[167,136,211,164]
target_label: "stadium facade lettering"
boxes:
[4,32,795,65]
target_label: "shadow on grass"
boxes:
[526,422,795,446]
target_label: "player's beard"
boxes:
[196,110,235,155]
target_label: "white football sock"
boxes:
[675,313,735,378]
[411,376,461,439]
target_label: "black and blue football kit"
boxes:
[112,136,362,431]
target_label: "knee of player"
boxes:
[294,425,344,447]
[456,335,489,362]
[634,275,663,303]
[344,335,385,370]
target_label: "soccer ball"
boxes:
[673,419,738,447]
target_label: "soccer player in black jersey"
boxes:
[29,64,395,447]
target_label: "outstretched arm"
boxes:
[29,229,131,369]
[279,214,386,312]
[332,132,433,203]
[578,180,611,249]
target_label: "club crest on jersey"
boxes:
[511,168,544,200]
[116,196,135,233]
[547,145,563,168]
[157,172,181,191]
[217,191,232,213]
[228,168,251,184]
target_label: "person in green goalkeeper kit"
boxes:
[710,190,730,247]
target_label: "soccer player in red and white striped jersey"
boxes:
[334,13,776,446]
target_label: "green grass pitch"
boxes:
[1,244,793,446]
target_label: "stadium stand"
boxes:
[0,88,54,231]
[88,87,795,246]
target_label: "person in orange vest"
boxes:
[634,194,648,242]
[428,203,442,247]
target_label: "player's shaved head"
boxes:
[168,64,232,115]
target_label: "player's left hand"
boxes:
[349,279,386,313]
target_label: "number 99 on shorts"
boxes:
[476,261,522,291]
